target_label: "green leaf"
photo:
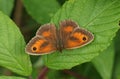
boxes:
[0,0,14,16]
[0,76,26,79]
[47,70,61,79]
[43,0,120,69]
[92,43,114,79]
[113,30,120,79]
[47,69,75,79]
[0,11,32,76]
[113,57,120,79]
[23,0,60,24]
[71,63,101,79]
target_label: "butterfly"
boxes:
[25,20,94,55]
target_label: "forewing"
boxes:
[64,27,94,49]
[25,36,57,55]
[25,24,57,55]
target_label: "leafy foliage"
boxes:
[0,0,120,79]
[92,43,115,79]
[113,30,120,79]
[23,0,60,24]
[0,11,32,76]
[43,0,120,69]
[0,0,14,16]
[0,76,26,79]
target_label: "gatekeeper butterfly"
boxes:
[25,20,94,55]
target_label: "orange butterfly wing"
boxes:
[59,20,94,49]
[25,24,57,55]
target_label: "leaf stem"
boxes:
[63,70,88,79]
[37,67,49,79]
[13,0,23,26]
[28,76,32,79]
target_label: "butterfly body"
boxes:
[25,20,94,55]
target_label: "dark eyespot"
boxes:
[33,47,37,51]
[82,37,87,41]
